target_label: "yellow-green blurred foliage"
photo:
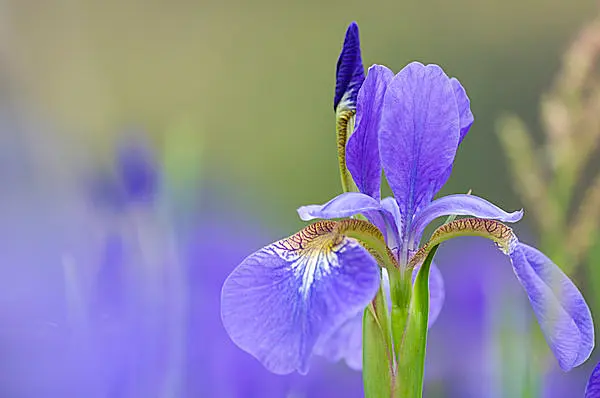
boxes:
[2,0,598,229]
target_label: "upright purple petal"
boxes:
[379,62,460,235]
[431,78,475,194]
[334,22,365,111]
[585,362,600,398]
[221,223,380,375]
[346,65,393,200]
[509,243,594,371]
[410,194,523,244]
[451,78,474,144]
[314,311,363,371]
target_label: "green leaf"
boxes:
[394,245,438,398]
[363,286,393,398]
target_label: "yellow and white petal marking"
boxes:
[272,221,340,298]
[271,220,386,298]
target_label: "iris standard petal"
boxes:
[314,311,363,371]
[334,22,365,111]
[411,261,445,328]
[450,78,474,144]
[346,65,394,200]
[585,362,600,398]
[379,62,460,235]
[431,78,475,194]
[410,194,523,244]
[509,243,594,371]
[221,222,380,375]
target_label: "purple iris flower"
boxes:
[221,22,594,377]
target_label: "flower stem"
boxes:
[363,282,395,398]
[394,245,438,398]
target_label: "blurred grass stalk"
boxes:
[496,13,600,396]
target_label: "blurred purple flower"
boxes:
[116,139,159,204]
[88,138,159,211]
[425,238,531,397]
[0,123,363,397]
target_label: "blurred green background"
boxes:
[3,0,597,227]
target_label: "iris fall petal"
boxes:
[221,222,380,375]
[509,243,594,371]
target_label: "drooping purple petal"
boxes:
[451,78,474,144]
[509,243,594,371]
[411,262,445,328]
[221,224,380,375]
[334,22,365,111]
[410,194,523,244]
[346,65,393,200]
[585,362,600,398]
[297,192,381,221]
[297,192,389,240]
[379,62,460,236]
[314,311,363,371]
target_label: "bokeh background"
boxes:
[1,0,600,397]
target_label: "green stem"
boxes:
[363,281,395,398]
[387,266,412,362]
[394,246,438,398]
